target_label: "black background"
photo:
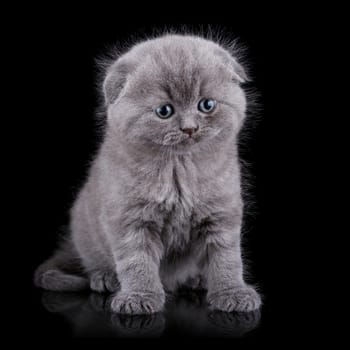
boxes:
[9,3,339,343]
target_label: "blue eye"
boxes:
[155,104,174,119]
[198,98,216,113]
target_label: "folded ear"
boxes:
[214,48,248,83]
[103,58,135,105]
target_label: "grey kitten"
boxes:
[34,34,262,315]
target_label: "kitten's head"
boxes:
[103,35,248,153]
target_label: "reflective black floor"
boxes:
[38,290,261,338]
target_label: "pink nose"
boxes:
[180,126,199,137]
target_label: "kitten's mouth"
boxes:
[182,135,196,143]
[161,132,200,146]
[177,134,199,146]
[160,128,220,147]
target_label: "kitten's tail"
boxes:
[34,238,89,292]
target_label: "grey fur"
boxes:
[35,34,261,314]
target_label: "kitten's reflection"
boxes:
[42,291,165,338]
[41,290,260,338]
[165,291,261,337]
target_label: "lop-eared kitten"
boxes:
[35,34,262,314]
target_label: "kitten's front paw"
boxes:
[208,286,261,312]
[111,290,165,315]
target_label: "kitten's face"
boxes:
[107,36,247,152]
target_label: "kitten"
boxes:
[34,34,262,315]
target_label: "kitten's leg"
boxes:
[206,212,261,312]
[109,225,165,315]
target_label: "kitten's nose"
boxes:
[180,126,199,137]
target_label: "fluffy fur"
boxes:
[35,34,261,314]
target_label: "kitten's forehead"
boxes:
[130,36,230,105]
[153,48,202,105]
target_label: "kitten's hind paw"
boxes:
[207,285,261,312]
[111,291,165,315]
[89,271,120,293]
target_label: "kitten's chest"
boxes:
[150,157,208,254]
[149,156,198,209]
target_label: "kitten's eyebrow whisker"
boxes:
[218,100,240,112]
[162,85,174,101]
[217,100,236,109]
